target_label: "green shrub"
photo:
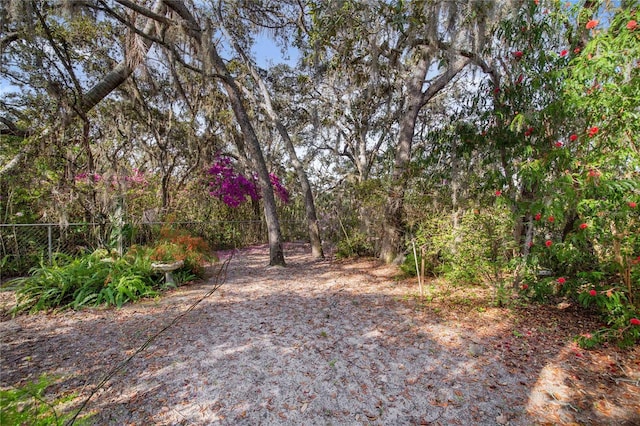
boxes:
[11,248,161,313]
[406,209,516,286]
[335,231,374,259]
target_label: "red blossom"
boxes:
[629,201,637,208]
[493,87,500,94]
[495,190,502,196]
[588,126,599,137]
[534,213,541,221]
[631,318,640,326]
[627,20,637,31]
[569,134,578,142]
[560,49,568,57]
[588,169,600,178]
[512,51,524,59]
[557,277,566,284]
[586,20,599,30]
[534,0,539,5]
[522,284,529,290]
[579,223,588,230]
[555,141,563,148]
[545,240,553,247]
[574,47,581,54]
[589,289,597,296]
[548,216,555,223]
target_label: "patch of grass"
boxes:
[0,375,91,425]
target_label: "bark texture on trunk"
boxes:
[164,1,285,265]
[219,20,324,259]
[210,48,286,266]
[379,54,469,264]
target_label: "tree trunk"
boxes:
[380,53,429,263]
[379,97,422,263]
[213,54,285,265]
[79,1,164,115]
[219,20,324,259]
[380,54,469,263]
[255,78,324,259]
[165,1,286,265]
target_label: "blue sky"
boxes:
[252,36,300,68]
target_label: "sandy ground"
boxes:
[1,242,639,425]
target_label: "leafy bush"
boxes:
[11,248,160,313]
[406,209,516,287]
[335,231,374,259]
[152,227,214,276]
[10,227,216,314]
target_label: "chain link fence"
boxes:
[1,220,307,279]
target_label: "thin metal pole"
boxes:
[47,224,53,265]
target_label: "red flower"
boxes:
[495,190,502,196]
[512,51,524,59]
[534,213,541,221]
[493,87,500,94]
[534,0,539,5]
[516,74,524,84]
[557,277,566,284]
[560,49,568,57]
[548,216,555,223]
[588,169,600,178]
[588,126,599,137]
[569,134,578,142]
[545,240,553,247]
[627,20,637,31]
[631,318,640,326]
[586,20,599,30]
[522,284,529,290]
[629,201,637,208]
[555,141,563,148]
[574,47,581,54]
[579,223,588,230]
[589,289,597,296]
[524,127,534,137]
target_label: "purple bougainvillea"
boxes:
[206,155,289,207]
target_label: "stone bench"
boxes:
[151,260,185,285]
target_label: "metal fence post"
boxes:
[47,224,53,265]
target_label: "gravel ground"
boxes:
[1,242,639,425]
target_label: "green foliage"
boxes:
[0,375,88,425]
[10,248,161,313]
[499,2,640,348]
[435,209,516,286]
[401,214,451,278]
[335,230,374,259]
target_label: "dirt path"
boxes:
[1,243,639,425]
